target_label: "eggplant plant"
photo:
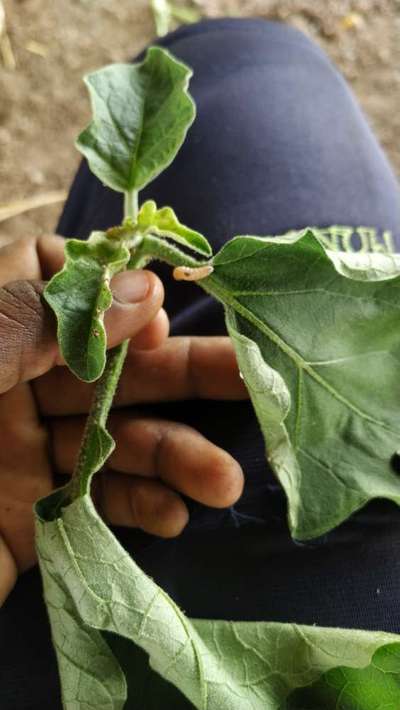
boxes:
[35,46,400,709]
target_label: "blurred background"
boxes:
[0,0,399,243]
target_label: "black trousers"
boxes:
[2,19,400,709]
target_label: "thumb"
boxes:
[0,533,17,606]
[0,270,165,394]
[0,280,58,394]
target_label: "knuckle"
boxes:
[146,271,164,305]
[184,336,199,397]
[0,280,44,331]
[112,417,135,449]
[208,451,244,507]
[0,280,48,389]
[152,422,177,476]
[0,236,40,285]
[129,482,150,526]
[134,483,186,538]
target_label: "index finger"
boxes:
[0,534,17,606]
[0,234,65,288]
[34,336,249,416]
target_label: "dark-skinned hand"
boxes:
[0,234,247,605]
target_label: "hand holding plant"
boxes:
[16,44,400,708]
[0,233,164,603]
[0,234,246,606]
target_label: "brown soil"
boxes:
[0,0,399,243]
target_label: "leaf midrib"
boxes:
[204,278,398,435]
[129,59,185,190]
[55,509,210,710]
[128,65,149,190]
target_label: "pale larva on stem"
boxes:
[173,265,214,281]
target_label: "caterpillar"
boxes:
[173,265,214,281]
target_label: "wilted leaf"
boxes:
[35,491,397,710]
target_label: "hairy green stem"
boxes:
[69,190,140,501]
[134,236,222,307]
[69,232,210,502]
[69,340,129,500]
[132,233,209,269]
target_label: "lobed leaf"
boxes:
[35,492,398,710]
[137,200,212,256]
[204,229,400,539]
[76,47,196,195]
[44,232,130,382]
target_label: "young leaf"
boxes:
[203,230,400,540]
[76,47,195,196]
[137,200,212,256]
[44,232,130,382]
[287,643,400,709]
[35,492,397,710]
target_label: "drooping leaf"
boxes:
[202,229,400,540]
[35,491,398,710]
[44,232,130,382]
[137,200,212,256]
[33,509,127,710]
[287,642,400,709]
[105,635,194,709]
[76,47,195,195]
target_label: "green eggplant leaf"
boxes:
[137,200,212,256]
[44,232,130,382]
[203,229,400,540]
[287,642,400,709]
[35,491,397,710]
[76,46,195,195]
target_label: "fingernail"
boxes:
[112,271,150,304]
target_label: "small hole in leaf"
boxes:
[390,452,400,475]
